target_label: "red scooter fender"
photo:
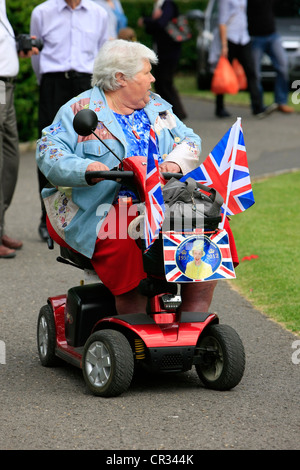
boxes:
[93,311,219,349]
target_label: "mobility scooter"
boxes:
[37,109,245,397]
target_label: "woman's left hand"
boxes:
[159,161,181,174]
[86,161,110,184]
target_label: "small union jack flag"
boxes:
[181,118,255,217]
[143,127,165,251]
[163,229,236,283]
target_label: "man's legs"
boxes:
[266,33,292,108]
[0,83,21,258]
[154,61,187,120]
[250,35,266,104]
[251,33,293,112]
[230,41,264,114]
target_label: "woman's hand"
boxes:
[159,161,181,174]
[86,161,110,184]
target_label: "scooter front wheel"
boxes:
[82,329,134,397]
[196,324,245,391]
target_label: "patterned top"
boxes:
[113,108,163,201]
[113,108,163,163]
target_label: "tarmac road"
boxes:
[0,97,299,451]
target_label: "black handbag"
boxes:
[165,15,192,42]
[162,177,224,229]
[141,177,224,276]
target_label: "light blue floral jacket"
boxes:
[36,87,202,258]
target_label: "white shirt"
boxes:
[30,0,109,83]
[0,0,19,77]
[219,0,250,45]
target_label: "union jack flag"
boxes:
[163,229,236,283]
[181,118,255,217]
[143,127,165,251]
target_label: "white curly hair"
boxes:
[91,39,158,91]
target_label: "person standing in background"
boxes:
[92,0,128,39]
[214,0,276,118]
[0,0,39,258]
[111,0,128,33]
[247,0,294,113]
[30,0,109,241]
[138,0,187,120]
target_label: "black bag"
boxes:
[141,177,223,276]
[165,15,192,43]
[162,177,224,229]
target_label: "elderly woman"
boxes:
[37,39,218,315]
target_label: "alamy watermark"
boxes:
[291,80,300,104]
[95,201,204,241]
[291,340,300,365]
[0,80,6,105]
[0,340,6,365]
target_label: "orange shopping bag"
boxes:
[232,59,248,90]
[211,56,239,95]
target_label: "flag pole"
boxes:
[220,117,241,229]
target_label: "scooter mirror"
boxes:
[73,109,98,136]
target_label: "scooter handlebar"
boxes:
[85,170,183,185]
[162,172,183,180]
[85,170,134,184]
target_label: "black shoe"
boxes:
[216,108,231,118]
[38,222,49,241]
[254,103,278,119]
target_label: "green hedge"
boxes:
[7,0,208,142]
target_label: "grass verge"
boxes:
[175,74,299,335]
[175,74,300,111]
[228,171,300,335]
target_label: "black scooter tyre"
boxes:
[82,329,134,397]
[37,304,60,367]
[196,324,245,390]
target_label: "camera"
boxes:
[16,34,43,53]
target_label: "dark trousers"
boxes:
[154,61,187,120]
[38,72,92,222]
[216,40,263,115]
[0,82,20,238]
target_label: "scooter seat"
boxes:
[59,246,94,270]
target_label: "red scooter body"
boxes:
[37,110,245,397]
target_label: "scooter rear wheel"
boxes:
[196,324,245,390]
[37,304,60,367]
[82,329,134,397]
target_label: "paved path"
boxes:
[0,97,299,451]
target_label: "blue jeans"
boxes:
[251,32,289,105]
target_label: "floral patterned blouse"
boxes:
[113,108,163,200]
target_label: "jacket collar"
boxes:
[88,87,172,123]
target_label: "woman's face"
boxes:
[193,250,203,263]
[126,59,155,109]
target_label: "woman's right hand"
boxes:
[86,162,110,184]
